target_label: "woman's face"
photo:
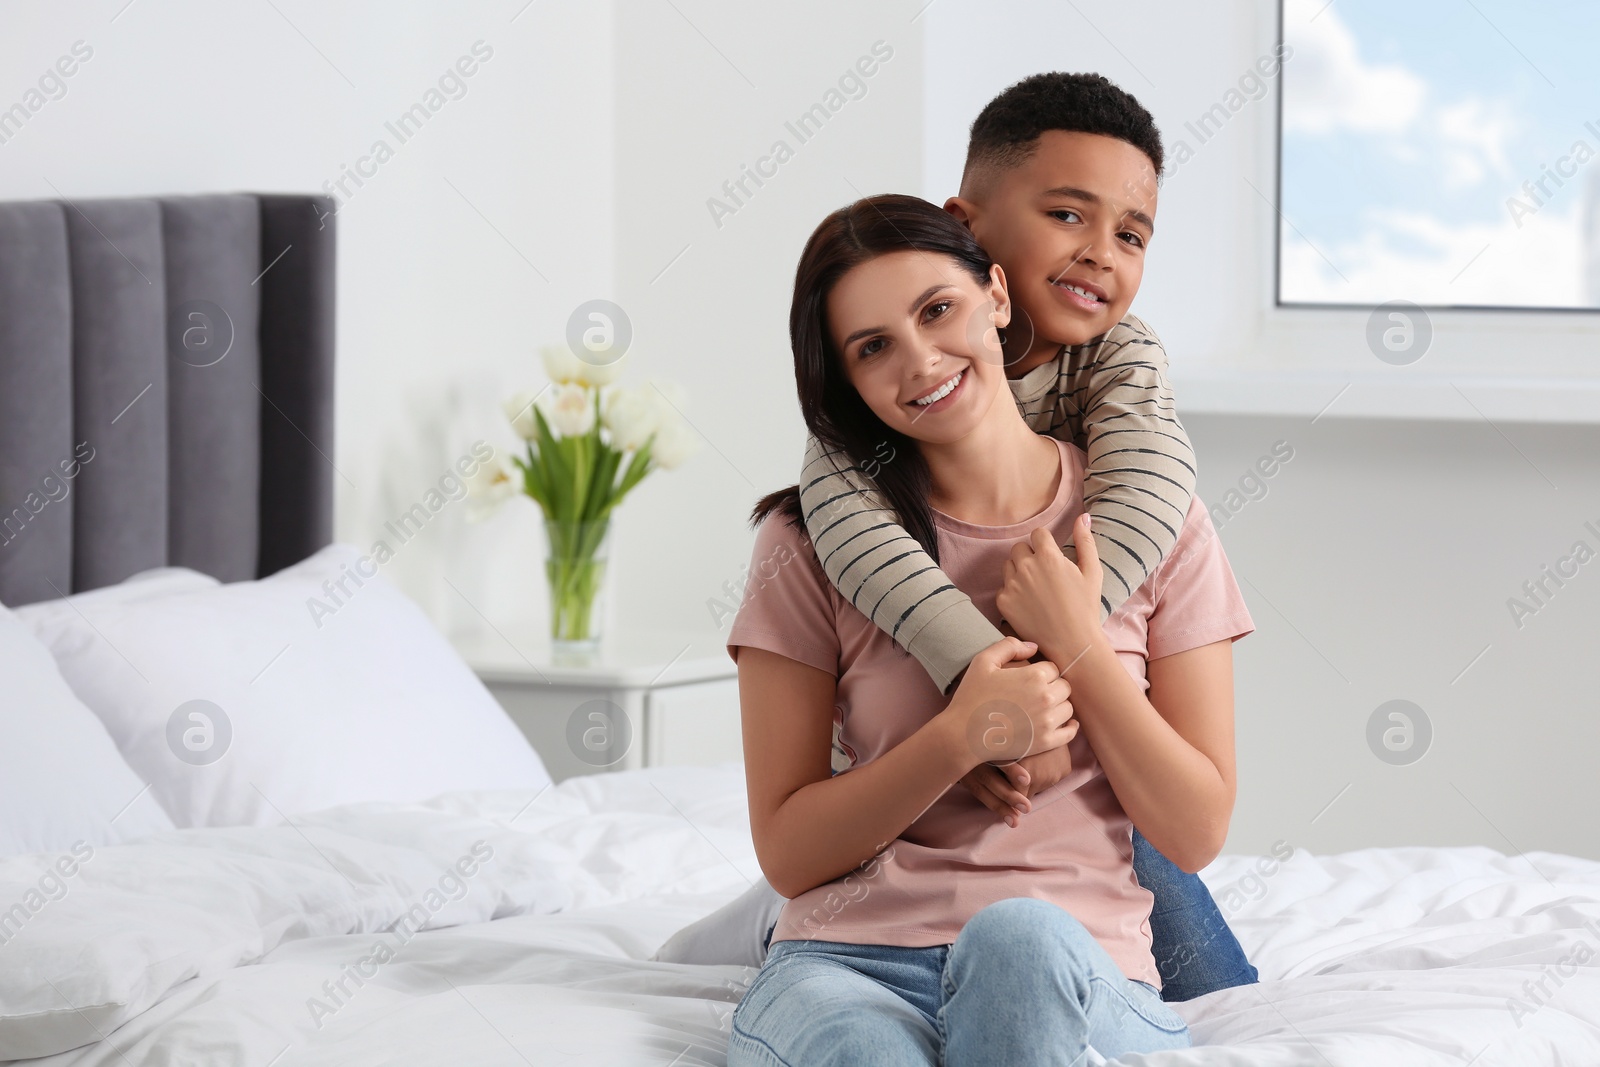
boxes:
[828,251,1012,446]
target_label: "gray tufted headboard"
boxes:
[0,193,336,607]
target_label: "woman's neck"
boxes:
[922,396,1061,526]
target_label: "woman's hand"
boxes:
[939,636,1075,767]
[996,512,1104,669]
[958,738,1078,827]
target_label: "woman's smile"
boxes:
[906,367,969,415]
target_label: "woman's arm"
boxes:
[739,637,1074,899]
[1054,638,1236,872]
[997,515,1236,872]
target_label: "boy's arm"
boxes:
[1050,315,1197,618]
[799,434,1001,695]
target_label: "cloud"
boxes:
[1282,0,1518,190]
[1280,193,1591,308]
[1435,97,1518,190]
[1282,0,1425,135]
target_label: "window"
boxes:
[1278,0,1600,310]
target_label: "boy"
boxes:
[798,72,1257,1001]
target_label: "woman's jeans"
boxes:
[756,828,1259,1005]
[1131,827,1259,1001]
[728,897,1191,1067]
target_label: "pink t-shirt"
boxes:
[726,437,1254,987]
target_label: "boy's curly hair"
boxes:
[962,72,1163,195]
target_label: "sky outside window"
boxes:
[1279,0,1600,309]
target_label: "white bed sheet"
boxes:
[9,764,1599,1067]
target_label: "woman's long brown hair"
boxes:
[751,193,997,566]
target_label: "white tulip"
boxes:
[648,413,698,470]
[635,380,694,468]
[465,450,519,522]
[503,389,544,441]
[541,382,596,437]
[539,344,585,385]
[603,384,660,452]
[575,353,625,388]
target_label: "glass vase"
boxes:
[543,517,611,652]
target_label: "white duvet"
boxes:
[2,764,1597,1066]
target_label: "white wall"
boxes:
[922,0,1600,859]
[1191,413,1600,861]
[0,0,615,636]
[609,2,926,637]
[9,0,1593,861]
[1,0,929,647]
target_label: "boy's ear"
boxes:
[943,195,979,232]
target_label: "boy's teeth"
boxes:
[1060,282,1101,302]
[913,370,962,405]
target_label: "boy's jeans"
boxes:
[729,897,1191,1067]
[1132,828,1260,1001]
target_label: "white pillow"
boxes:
[12,565,220,625]
[17,545,552,827]
[0,605,173,856]
[653,877,785,967]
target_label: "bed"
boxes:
[4,764,1600,1066]
[2,194,1598,1067]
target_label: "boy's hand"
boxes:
[958,741,1077,827]
[996,512,1103,668]
[942,637,1075,765]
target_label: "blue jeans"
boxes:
[1131,827,1260,1002]
[729,897,1191,1067]
[757,830,1259,1005]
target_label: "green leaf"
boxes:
[586,445,623,521]
[613,439,655,503]
[533,405,573,519]
[569,431,591,520]
[528,455,551,514]
[517,386,672,525]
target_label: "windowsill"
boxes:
[1171,369,1600,425]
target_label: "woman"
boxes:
[725,194,1253,1065]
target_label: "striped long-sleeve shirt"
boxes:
[798,314,1196,695]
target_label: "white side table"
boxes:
[453,625,742,782]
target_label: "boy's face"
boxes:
[947,130,1157,362]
